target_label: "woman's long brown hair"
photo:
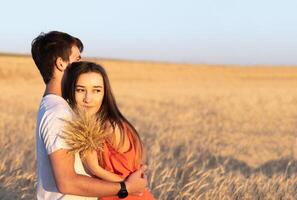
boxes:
[63,61,143,167]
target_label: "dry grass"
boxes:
[1,55,297,199]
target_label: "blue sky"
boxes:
[1,0,297,65]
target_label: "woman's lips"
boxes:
[82,106,93,108]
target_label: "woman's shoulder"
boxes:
[104,121,130,151]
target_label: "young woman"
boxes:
[63,61,155,200]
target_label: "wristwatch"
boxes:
[117,182,128,199]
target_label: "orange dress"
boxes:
[99,126,155,200]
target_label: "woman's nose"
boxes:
[83,92,92,103]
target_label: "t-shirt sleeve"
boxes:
[41,108,72,155]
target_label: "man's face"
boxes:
[61,45,81,86]
[69,45,81,64]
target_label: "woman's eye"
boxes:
[94,89,101,93]
[75,89,85,93]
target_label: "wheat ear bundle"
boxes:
[61,111,111,157]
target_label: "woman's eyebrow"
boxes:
[75,85,102,88]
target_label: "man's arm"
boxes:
[50,149,147,197]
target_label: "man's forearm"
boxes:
[58,173,120,197]
[50,149,122,197]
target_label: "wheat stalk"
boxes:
[61,111,111,158]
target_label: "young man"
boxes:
[32,31,147,199]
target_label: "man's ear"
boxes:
[55,57,67,72]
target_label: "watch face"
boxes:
[118,190,128,198]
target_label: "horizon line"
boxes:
[0,51,296,68]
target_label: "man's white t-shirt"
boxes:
[36,94,96,200]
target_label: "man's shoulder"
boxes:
[39,94,72,119]
[36,95,73,154]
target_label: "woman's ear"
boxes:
[55,57,67,72]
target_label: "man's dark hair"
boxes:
[31,31,83,84]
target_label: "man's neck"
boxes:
[44,78,62,97]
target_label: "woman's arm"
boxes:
[82,150,124,182]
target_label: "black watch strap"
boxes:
[117,182,128,199]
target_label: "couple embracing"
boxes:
[32,31,155,200]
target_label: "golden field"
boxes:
[1,55,297,199]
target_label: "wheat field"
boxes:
[1,54,297,199]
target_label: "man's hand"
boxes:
[125,165,148,195]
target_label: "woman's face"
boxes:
[74,72,104,115]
